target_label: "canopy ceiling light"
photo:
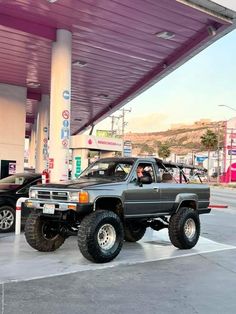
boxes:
[207,25,217,36]
[72,60,88,67]
[98,93,109,100]
[27,81,40,88]
[155,31,175,40]
[47,0,58,3]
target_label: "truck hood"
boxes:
[35,177,121,190]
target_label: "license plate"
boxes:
[43,204,55,214]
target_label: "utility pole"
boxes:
[191,150,195,166]
[110,115,120,137]
[216,121,220,184]
[120,108,131,137]
[120,108,131,156]
[229,129,233,183]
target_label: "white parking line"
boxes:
[1,283,4,314]
[0,230,235,284]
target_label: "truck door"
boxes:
[124,162,162,217]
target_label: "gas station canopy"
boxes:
[0,0,235,137]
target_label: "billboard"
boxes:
[96,130,112,138]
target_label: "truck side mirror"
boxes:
[139,176,152,184]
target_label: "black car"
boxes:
[0,173,41,232]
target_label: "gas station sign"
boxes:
[71,135,123,152]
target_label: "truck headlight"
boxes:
[29,189,37,199]
[69,191,89,203]
[69,192,79,202]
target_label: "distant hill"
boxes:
[124,120,225,156]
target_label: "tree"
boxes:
[158,143,171,160]
[139,143,155,155]
[200,129,218,181]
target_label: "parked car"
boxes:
[0,173,41,232]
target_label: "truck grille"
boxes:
[36,190,69,201]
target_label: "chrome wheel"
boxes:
[97,224,116,250]
[0,208,14,231]
[184,218,196,240]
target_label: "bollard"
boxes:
[15,197,28,235]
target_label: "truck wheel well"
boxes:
[95,198,124,219]
[178,200,196,211]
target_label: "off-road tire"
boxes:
[124,221,146,242]
[24,212,65,252]
[168,207,200,249]
[78,210,124,263]
[0,205,15,233]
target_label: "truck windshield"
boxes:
[80,160,134,180]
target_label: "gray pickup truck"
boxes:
[24,157,210,263]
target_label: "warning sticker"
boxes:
[62,110,70,119]
[62,139,69,148]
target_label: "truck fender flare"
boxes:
[174,193,198,212]
[94,196,124,217]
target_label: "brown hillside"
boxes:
[124,120,225,156]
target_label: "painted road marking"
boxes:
[0,229,235,284]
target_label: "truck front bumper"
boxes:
[25,199,93,214]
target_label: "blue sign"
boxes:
[63,90,70,100]
[228,150,236,155]
[123,146,132,157]
[196,156,208,162]
[63,120,69,128]
[61,127,70,139]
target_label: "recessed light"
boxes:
[98,93,109,99]
[47,0,58,3]
[155,31,175,40]
[72,60,87,67]
[74,118,82,121]
[27,81,41,88]
[207,26,217,37]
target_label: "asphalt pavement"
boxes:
[1,187,236,314]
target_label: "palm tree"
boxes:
[158,143,171,160]
[200,129,218,181]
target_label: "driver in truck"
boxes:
[136,165,152,182]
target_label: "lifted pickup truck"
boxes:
[24,157,210,263]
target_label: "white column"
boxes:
[35,95,50,173]
[0,84,26,173]
[49,29,72,182]
[28,122,36,169]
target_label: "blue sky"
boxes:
[97,28,236,133]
